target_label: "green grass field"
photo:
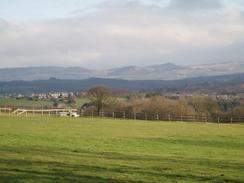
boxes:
[0,98,53,108]
[0,116,243,183]
[0,97,89,109]
[75,97,90,108]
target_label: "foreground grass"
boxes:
[0,116,243,183]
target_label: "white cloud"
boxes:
[0,0,244,68]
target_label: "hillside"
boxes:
[0,62,244,81]
[0,73,244,94]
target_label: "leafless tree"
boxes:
[88,86,115,113]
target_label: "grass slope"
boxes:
[0,116,243,183]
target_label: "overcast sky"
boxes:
[0,0,244,69]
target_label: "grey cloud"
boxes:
[168,0,222,11]
[0,0,243,68]
[167,41,244,65]
[241,11,244,22]
[0,19,9,32]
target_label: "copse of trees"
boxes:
[113,95,242,117]
[139,96,192,115]
[83,86,244,117]
[187,96,220,117]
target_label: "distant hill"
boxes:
[0,62,244,81]
[0,67,92,81]
[0,73,244,94]
[105,63,184,80]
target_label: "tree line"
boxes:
[85,86,244,118]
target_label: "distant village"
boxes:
[1,90,244,101]
[0,87,244,117]
[0,92,87,100]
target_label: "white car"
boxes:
[59,112,68,117]
[70,112,80,118]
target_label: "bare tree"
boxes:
[87,86,115,113]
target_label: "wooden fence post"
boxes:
[13,108,243,124]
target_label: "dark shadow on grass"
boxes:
[135,137,244,150]
[0,159,145,183]
[0,152,243,183]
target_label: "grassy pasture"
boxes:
[0,97,89,108]
[75,97,90,108]
[0,98,53,108]
[0,116,243,183]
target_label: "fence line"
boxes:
[0,107,12,115]
[79,111,244,124]
[0,107,77,117]
[1,107,244,123]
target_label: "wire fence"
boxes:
[1,107,244,124]
[80,111,244,124]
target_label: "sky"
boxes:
[0,0,244,69]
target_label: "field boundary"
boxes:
[80,111,244,124]
[0,107,77,117]
[1,107,244,123]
